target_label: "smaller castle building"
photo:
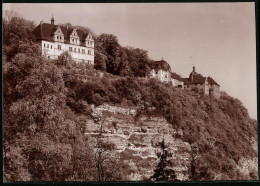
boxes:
[148,59,184,88]
[171,72,184,88]
[182,66,220,99]
[148,60,220,98]
[148,59,172,83]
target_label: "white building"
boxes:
[171,72,184,88]
[33,16,94,64]
[148,59,184,88]
[148,59,172,83]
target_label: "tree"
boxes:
[90,134,121,181]
[57,51,73,67]
[3,46,71,181]
[96,33,121,74]
[123,47,151,77]
[3,10,36,61]
[116,49,130,76]
[94,50,107,71]
[151,139,177,181]
[189,144,198,180]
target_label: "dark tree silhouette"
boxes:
[151,139,177,181]
[189,145,198,180]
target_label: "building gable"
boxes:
[207,76,220,86]
[86,33,93,40]
[33,22,93,47]
[191,74,207,84]
[70,29,79,38]
[53,26,65,42]
[54,26,63,35]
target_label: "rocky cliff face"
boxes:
[85,104,191,181]
[84,103,258,181]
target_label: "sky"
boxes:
[3,3,257,119]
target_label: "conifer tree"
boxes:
[151,139,177,181]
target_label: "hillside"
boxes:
[64,67,258,181]
[4,56,258,181]
[3,12,258,181]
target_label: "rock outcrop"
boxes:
[85,104,191,181]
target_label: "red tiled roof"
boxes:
[207,76,219,86]
[184,67,220,87]
[192,74,206,84]
[171,72,183,81]
[32,23,90,43]
[182,78,191,85]
[149,60,171,71]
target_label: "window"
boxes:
[82,49,85,54]
[48,56,50,59]
[58,45,61,50]
[47,44,49,48]
[60,36,62,40]
[74,48,76,52]
[78,48,80,53]
[88,50,91,55]
[51,45,52,49]
[72,39,74,42]
[69,47,72,52]
[44,43,46,48]
[57,36,59,40]
[155,71,158,75]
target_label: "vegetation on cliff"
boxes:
[151,139,177,181]
[3,11,257,181]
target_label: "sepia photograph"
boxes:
[2,2,258,182]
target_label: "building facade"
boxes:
[183,66,220,99]
[33,16,94,64]
[207,77,221,99]
[148,59,184,88]
[171,72,184,88]
[148,59,172,83]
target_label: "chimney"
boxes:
[40,21,43,37]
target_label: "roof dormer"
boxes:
[53,26,64,42]
[70,28,80,45]
[85,33,94,48]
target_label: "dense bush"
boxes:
[95,34,151,77]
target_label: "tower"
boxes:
[189,65,197,83]
[51,14,55,25]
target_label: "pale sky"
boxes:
[3,3,257,119]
